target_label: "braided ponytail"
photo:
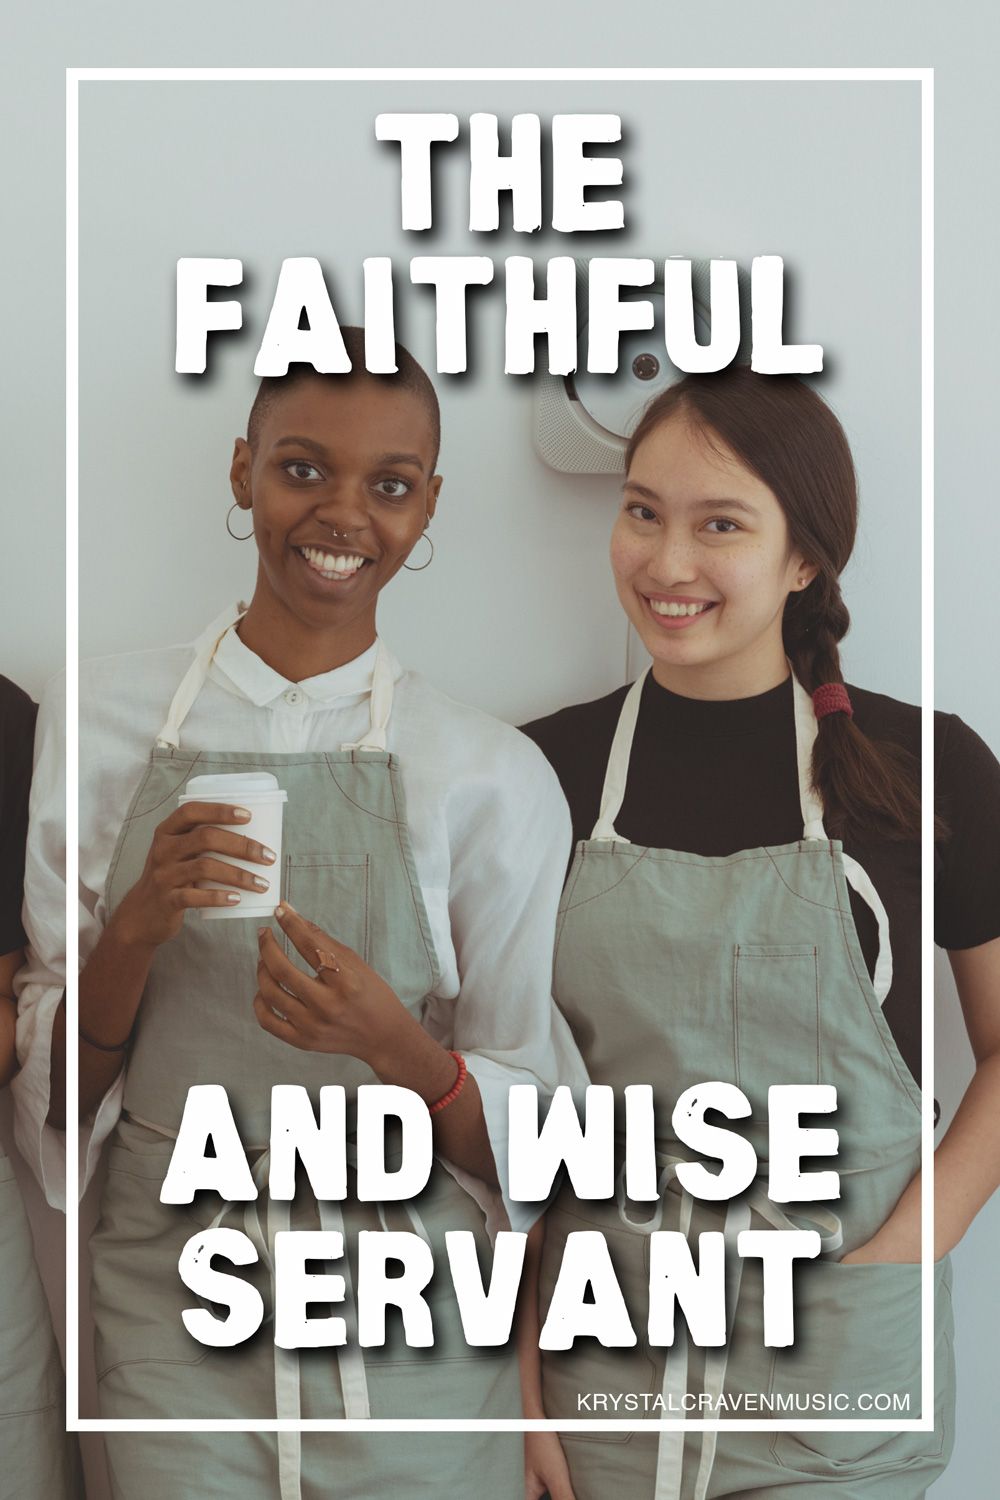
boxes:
[783,576,923,842]
[625,368,924,843]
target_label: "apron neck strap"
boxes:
[591,670,649,841]
[154,604,394,752]
[791,672,828,840]
[339,641,393,752]
[155,601,246,750]
[590,666,829,843]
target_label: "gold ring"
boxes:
[314,946,341,977]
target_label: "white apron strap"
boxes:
[339,640,394,753]
[688,1197,751,1500]
[841,854,894,1006]
[318,1194,372,1420]
[268,1195,305,1500]
[791,672,827,840]
[155,601,247,750]
[792,673,894,1007]
[652,1181,693,1500]
[591,671,649,842]
[648,1189,753,1500]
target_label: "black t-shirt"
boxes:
[0,675,37,954]
[524,675,1000,1092]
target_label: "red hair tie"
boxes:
[812,683,853,720]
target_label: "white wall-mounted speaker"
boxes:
[533,258,750,474]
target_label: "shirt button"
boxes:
[284,688,303,705]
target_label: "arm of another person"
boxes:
[9,673,79,1199]
[1,949,22,1089]
[0,679,34,1090]
[12,670,127,1200]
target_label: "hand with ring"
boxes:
[253,902,425,1068]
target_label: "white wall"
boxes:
[2,6,998,1499]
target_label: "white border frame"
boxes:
[65,65,934,1437]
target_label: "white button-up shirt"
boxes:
[13,609,588,1230]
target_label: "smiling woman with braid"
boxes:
[520,368,1000,1500]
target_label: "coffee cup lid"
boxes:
[184,772,283,796]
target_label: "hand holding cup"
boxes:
[113,801,277,950]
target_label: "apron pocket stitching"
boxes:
[284,854,371,968]
[287,858,372,962]
[97,1351,211,1381]
[0,1401,63,1421]
[387,766,441,991]
[326,764,399,823]
[553,858,587,962]
[371,1350,512,1367]
[135,753,207,817]
[769,1426,945,1476]
[763,848,841,913]
[107,757,205,901]
[562,1432,637,1445]
[105,1161,178,1183]
[558,849,651,913]
[733,945,821,1096]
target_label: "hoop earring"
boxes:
[226,503,254,541]
[403,532,434,571]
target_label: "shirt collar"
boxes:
[202,604,400,708]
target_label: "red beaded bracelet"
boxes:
[429,1050,468,1115]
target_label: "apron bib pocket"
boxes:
[283,853,370,968]
[733,943,820,1101]
[768,1258,950,1476]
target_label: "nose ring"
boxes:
[330,525,362,539]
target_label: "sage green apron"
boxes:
[0,1145,83,1497]
[92,605,522,1499]
[539,671,954,1499]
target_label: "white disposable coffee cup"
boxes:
[177,771,288,920]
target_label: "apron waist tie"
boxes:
[615,1159,843,1500]
[127,1115,433,1500]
